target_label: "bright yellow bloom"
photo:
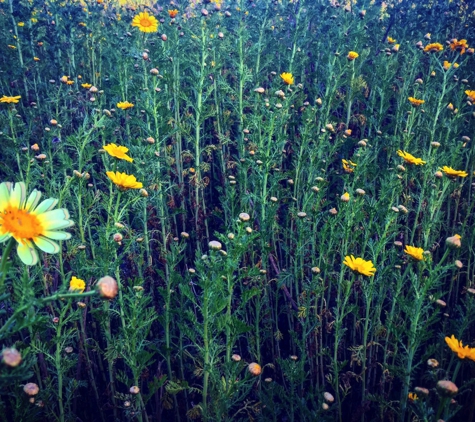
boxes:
[408,97,424,107]
[404,245,424,261]
[0,95,21,104]
[81,83,92,89]
[66,80,74,86]
[117,101,134,110]
[408,393,418,402]
[18,22,25,27]
[103,143,133,162]
[342,159,357,173]
[449,39,468,55]
[445,335,475,361]
[341,192,350,201]
[387,36,396,44]
[465,90,475,102]
[69,276,86,293]
[33,57,40,61]
[131,11,158,33]
[343,255,376,277]
[423,43,443,53]
[280,72,294,85]
[106,171,143,190]
[0,182,74,266]
[440,166,468,178]
[397,150,426,165]
[347,51,359,61]
[168,9,179,18]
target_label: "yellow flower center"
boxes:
[140,17,152,27]
[0,205,44,242]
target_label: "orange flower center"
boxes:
[140,17,152,27]
[0,205,44,242]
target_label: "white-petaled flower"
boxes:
[0,182,74,265]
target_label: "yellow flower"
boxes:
[387,36,396,44]
[396,150,426,165]
[423,43,444,53]
[347,51,359,61]
[341,192,350,202]
[103,143,133,163]
[81,83,92,89]
[117,101,134,110]
[8,45,16,49]
[33,57,40,61]
[66,80,74,85]
[408,393,418,402]
[0,95,21,104]
[18,22,25,27]
[0,182,74,266]
[280,72,294,85]
[131,11,158,33]
[168,9,179,18]
[404,245,424,261]
[408,97,425,107]
[445,335,475,361]
[449,39,468,55]
[106,171,143,190]
[465,90,475,102]
[342,159,357,173]
[440,166,468,178]
[343,255,376,277]
[69,276,86,293]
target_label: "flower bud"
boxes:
[248,362,262,376]
[446,234,461,249]
[209,240,222,251]
[130,386,140,394]
[437,380,458,397]
[97,276,118,300]
[23,383,39,396]
[2,348,22,367]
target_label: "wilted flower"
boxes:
[103,143,133,162]
[131,12,158,33]
[397,150,426,165]
[427,358,439,368]
[449,39,468,55]
[0,182,74,265]
[342,159,357,173]
[69,276,86,293]
[408,393,418,402]
[343,255,376,277]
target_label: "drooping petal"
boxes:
[33,198,59,214]
[16,240,39,266]
[43,230,72,240]
[33,236,60,254]
[0,182,11,213]
[25,189,42,212]
[10,182,26,209]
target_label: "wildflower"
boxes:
[408,97,424,107]
[232,354,241,362]
[33,57,40,61]
[60,76,69,83]
[347,51,359,61]
[106,172,143,190]
[23,383,39,396]
[0,182,74,266]
[341,192,350,202]
[465,90,475,102]
[81,83,92,89]
[437,380,458,397]
[66,80,74,86]
[131,12,158,33]
[449,39,468,55]
[2,348,22,367]
[427,358,439,368]
[0,95,21,104]
[117,101,134,110]
[18,22,25,27]
[396,150,426,165]
[404,245,424,261]
[280,72,294,85]
[446,234,462,249]
[445,335,475,360]
[423,43,443,53]
[342,159,357,173]
[343,255,376,277]
[248,363,262,376]
[7,45,16,49]
[209,240,222,250]
[387,36,396,44]
[323,392,335,403]
[69,276,85,293]
[168,9,179,18]
[130,386,140,394]
[239,212,250,222]
[408,393,418,402]
[103,143,133,162]
[440,166,468,178]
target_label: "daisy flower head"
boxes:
[347,51,359,61]
[69,276,86,293]
[440,166,468,178]
[404,245,424,261]
[445,335,475,361]
[280,72,294,85]
[397,150,426,165]
[117,101,134,110]
[343,255,376,277]
[408,97,425,107]
[103,143,133,162]
[131,11,158,33]
[423,43,443,53]
[0,182,74,266]
[106,171,143,191]
[0,95,21,104]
